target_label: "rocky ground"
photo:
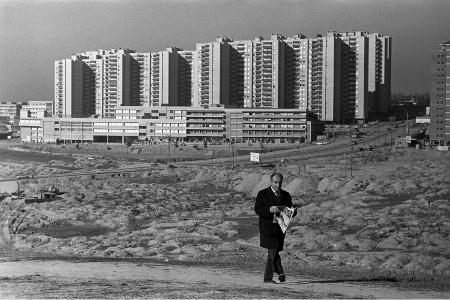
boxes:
[0,142,449,298]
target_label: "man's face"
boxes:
[271,175,282,192]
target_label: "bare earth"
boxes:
[1,259,448,299]
[0,138,449,299]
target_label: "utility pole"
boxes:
[390,131,393,151]
[350,144,353,178]
[232,142,235,168]
[373,125,375,148]
[168,125,171,163]
[406,112,409,136]
[231,113,235,169]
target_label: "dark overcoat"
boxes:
[254,187,293,251]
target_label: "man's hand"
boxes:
[270,206,280,214]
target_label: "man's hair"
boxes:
[270,173,283,181]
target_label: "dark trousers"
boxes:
[264,248,284,281]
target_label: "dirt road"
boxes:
[0,259,448,299]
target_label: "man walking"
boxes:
[254,172,296,283]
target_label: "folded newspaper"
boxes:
[273,206,297,233]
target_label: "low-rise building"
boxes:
[19,106,315,143]
[18,118,43,142]
[0,116,10,124]
[21,101,54,118]
[415,116,430,124]
[0,102,22,129]
[0,102,23,118]
[0,123,9,135]
[226,108,306,143]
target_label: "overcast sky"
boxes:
[0,0,449,101]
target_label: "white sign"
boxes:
[405,136,412,143]
[250,152,260,162]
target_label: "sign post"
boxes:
[250,152,260,169]
[250,152,260,162]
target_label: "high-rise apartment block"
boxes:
[229,39,253,108]
[338,32,391,122]
[178,50,196,107]
[189,31,390,122]
[55,49,143,118]
[150,47,194,107]
[55,31,390,122]
[54,58,85,118]
[251,35,286,109]
[96,49,136,118]
[130,52,151,106]
[430,42,450,145]
[193,37,232,108]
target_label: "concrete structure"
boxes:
[54,31,390,123]
[430,41,450,145]
[18,118,43,142]
[54,58,87,118]
[252,34,286,109]
[415,116,430,124]
[190,32,390,122]
[0,101,22,130]
[193,35,286,109]
[336,31,391,122]
[306,33,342,122]
[21,101,54,118]
[178,50,196,106]
[0,116,10,124]
[284,34,309,111]
[20,106,310,143]
[391,95,418,106]
[225,108,306,143]
[151,48,179,106]
[78,51,99,117]
[20,109,48,119]
[150,48,195,107]
[368,33,391,119]
[0,123,8,135]
[130,52,151,106]
[338,31,368,122]
[98,49,136,117]
[193,37,232,108]
[0,102,22,119]
[229,40,253,108]
[55,49,142,118]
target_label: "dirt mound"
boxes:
[284,175,320,196]
[2,146,450,285]
[232,171,268,197]
[0,181,18,194]
[231,171,320,197]
[317,176,342,194]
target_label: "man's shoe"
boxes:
[263,279,277,284]
[278,274,286,282]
